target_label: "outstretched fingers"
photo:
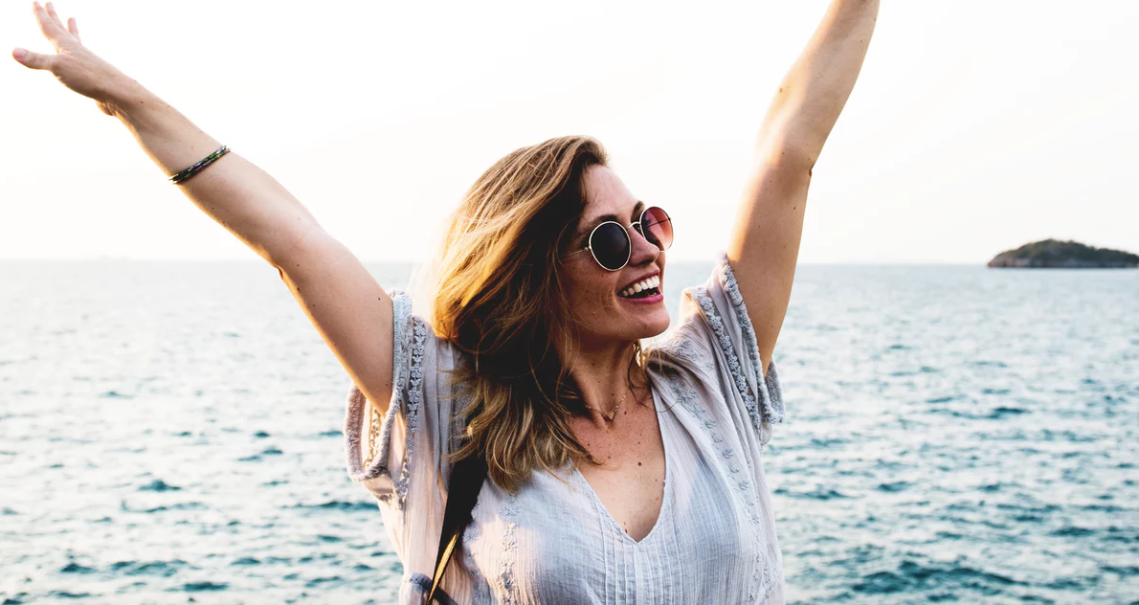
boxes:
[33,2,70,49]
[13,0,116,109]
[14,2,81,71]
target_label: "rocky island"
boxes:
[988,239,1138,268]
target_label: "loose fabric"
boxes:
[344,253,788,604]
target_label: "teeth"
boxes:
[618,275,661,298]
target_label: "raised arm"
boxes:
[13,2,398,416]
[727,0,879,378]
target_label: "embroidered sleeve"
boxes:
[672,253,787,445]
[342,290,429,509]
[339,289,473,579]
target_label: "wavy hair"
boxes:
[428,135,651,494]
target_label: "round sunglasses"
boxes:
[566,206,674,271]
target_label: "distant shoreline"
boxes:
[988,239,1138,269]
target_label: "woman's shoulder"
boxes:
[389,288,466,366]
[648,253,786,436]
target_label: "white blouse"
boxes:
[344,253,788,604]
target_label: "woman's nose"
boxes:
[628,224,660,266]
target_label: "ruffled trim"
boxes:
[394,315,429,511]
[693,286,765,435]
[344,291,415,500]
[716,252,786,425]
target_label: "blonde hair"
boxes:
[428,135,652,494]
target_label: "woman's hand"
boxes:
[12,1,134,116]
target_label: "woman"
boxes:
[13,1,878,603]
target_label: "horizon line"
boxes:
[0,257,993,266]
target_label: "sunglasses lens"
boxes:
[590,222,631,270]
[641,207,673,251]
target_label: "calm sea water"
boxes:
[1,260,1136,604]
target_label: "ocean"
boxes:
[1,260,1136,604]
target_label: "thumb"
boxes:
[12,47,54,70]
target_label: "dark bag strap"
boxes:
[427,452,488,604]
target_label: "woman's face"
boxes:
[561,165,670,347]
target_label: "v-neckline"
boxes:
[572,385,673,546]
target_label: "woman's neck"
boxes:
[565,339,649,429]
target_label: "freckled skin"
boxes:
[562,165,671,347]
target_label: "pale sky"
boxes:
[1,1,1136,264]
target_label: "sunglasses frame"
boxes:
[571,206,674,272]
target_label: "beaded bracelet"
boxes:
[169,145,230,184]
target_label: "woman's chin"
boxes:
[632,310,671,340]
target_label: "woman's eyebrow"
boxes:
[575,201,645,239]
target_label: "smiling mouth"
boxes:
[617,275,661,299]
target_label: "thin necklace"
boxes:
[585,384,630,421]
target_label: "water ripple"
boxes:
[1,262,1135,604]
